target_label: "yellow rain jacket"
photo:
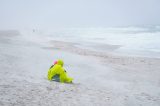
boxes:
[47,60,73,83]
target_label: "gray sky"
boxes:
[0,0,160,29]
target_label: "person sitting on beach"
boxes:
[47,59,73,83]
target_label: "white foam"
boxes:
[43,27,160,58]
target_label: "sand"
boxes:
[0,30,160,106]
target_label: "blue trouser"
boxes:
[52,74,60,82]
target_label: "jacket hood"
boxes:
[57,59,64,66]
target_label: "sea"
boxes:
[27,26,160,58]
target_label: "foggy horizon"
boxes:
[0,0,160,29]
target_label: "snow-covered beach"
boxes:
[0,28,160,106]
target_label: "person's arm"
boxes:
[59,68,73,83]
[47,67,56,80]
[47,69,52,80]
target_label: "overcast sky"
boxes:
[0,0,160,29]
